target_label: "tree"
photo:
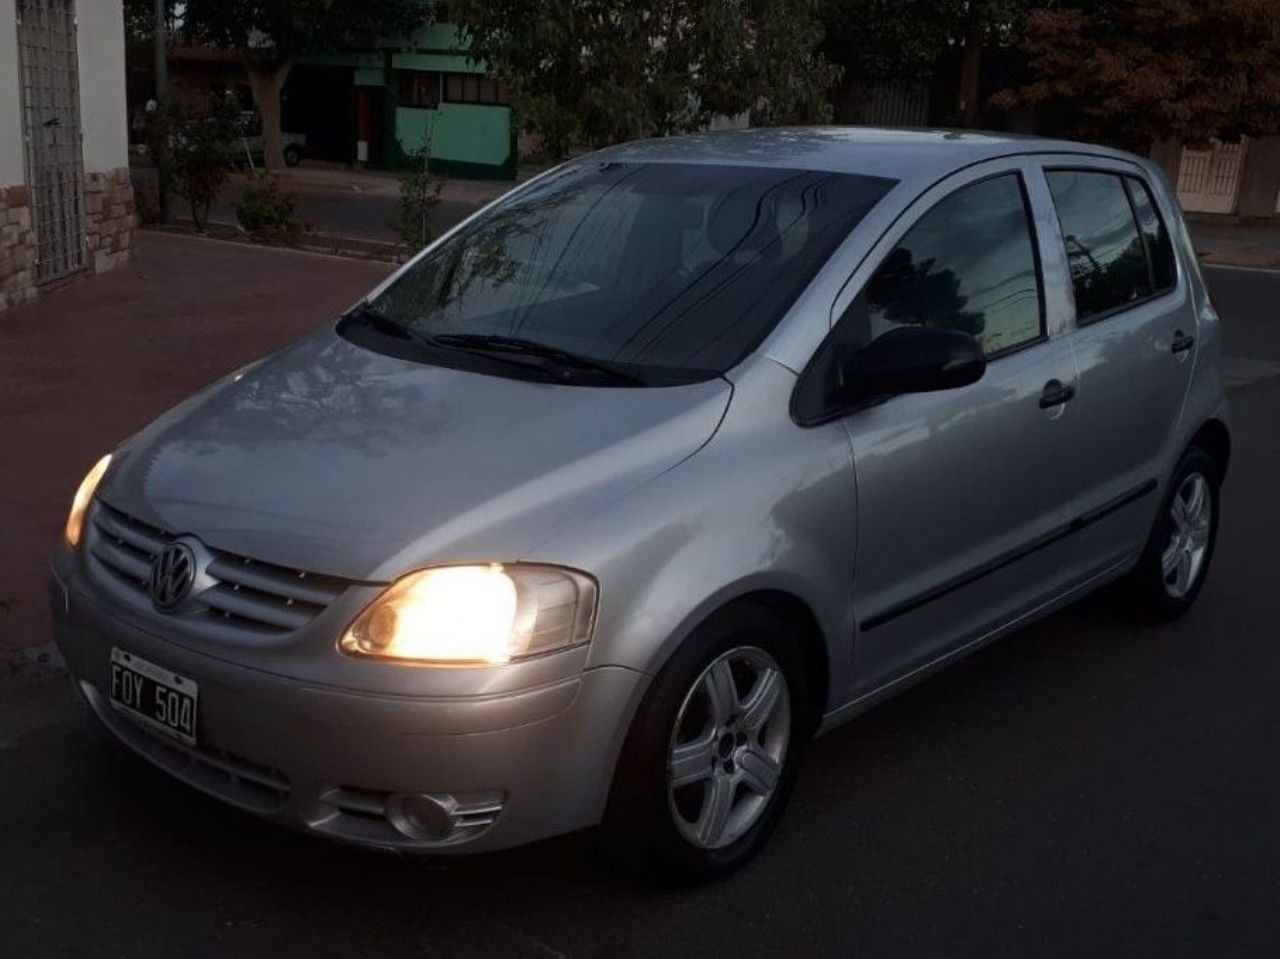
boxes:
[819,0,1047,126]
[182,0,432,169]
[995,0,1280,149]
[449,1,839,160]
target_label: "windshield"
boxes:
[359,161,895,384]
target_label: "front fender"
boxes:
[527,359,859,715]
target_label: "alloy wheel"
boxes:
[666,646,791,850]
[1161,472,1212,599]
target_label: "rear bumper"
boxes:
[50,562,648,854]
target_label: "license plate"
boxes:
[109,648,199,746]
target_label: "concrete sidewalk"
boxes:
[0,233,391,664]
[1187,215,1280,270]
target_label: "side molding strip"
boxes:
[861,478,1159,631]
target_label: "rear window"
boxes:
[1045,170,1152,322]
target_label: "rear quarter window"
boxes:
[1124,176,1178,292]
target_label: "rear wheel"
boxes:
[602,604,810,883]
[1129,447,1220,620]
[283,144,302,167]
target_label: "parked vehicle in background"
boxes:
[238,111,306,168]
[52,128,1228,882]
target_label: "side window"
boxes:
[1124,176,1177,292]
[839,174,1044,358]
[1045,170,1152,322]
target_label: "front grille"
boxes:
[87,500,351,636]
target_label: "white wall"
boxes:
[0,0,25,186]
[75,0,128,174]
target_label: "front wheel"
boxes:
[1128,447,1220,620]
[283,145,302,167]
[601,604,810,883]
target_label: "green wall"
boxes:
[394,103,513,177]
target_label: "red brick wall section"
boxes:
[0,184,36,309]
[85,167,135,276]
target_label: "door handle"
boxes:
[1171,330,1196,354]
[1039,379,1076,409]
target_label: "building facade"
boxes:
[1,0,133,310]
[290,23,515,179]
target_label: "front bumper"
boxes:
[50,560,648,854]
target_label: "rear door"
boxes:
[830,160,1092,697]
[1032,159,1197,562]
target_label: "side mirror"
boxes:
[843,325,985,399]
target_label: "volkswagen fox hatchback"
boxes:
[52,129,1228,881]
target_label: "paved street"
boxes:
[2,259,1279,957]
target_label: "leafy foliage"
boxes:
[146,93,241,231]
[819,0,1049,123]
[181,0,432,59]
[449,0,839,160]
[391,146,444,252]
[181,0,431,168]
[235,176,309,244]
[996,0,1280,148]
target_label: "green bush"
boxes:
[146,93,240,231]
[235,176,308,245]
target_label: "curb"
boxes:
[146,223,407,264]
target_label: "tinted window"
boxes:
[837,174,1043,357]
[1046,171,1152,321]
[365,163,894,382]
[1125,176,1177,291]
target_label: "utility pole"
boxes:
[154,0,170,221]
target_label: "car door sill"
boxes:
[817,552,1136,736]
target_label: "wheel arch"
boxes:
[1189,417,1231,481]
[668,589,831,735]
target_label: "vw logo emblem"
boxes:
[149,542,196,612]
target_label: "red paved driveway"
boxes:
[0,232,391,652]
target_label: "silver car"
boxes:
[52,129,1228,881]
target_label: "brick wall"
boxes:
[0,166,134,310]
[0,184,35,309]
[85,167,134,275]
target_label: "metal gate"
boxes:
[15,0,85,282]
[1177,139,1247,215]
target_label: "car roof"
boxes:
[591,126,1146,188]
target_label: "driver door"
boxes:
[833,162,1091,697]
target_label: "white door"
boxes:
[1177,139,1247,214]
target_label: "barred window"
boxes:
[399,71,440,109]
[443,73,509,106]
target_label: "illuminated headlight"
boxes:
[65,454,112,548]
[340,564,597,665]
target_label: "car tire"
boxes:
[283,145,302,167]
[1128,447,1220,621]
[601,602,811,883]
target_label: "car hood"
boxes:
[99,330,732,581]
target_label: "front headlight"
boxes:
[65,454,112,548]
[340,564,597,665]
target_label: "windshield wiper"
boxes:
[428,334,646,386]
[342,302,424,343]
